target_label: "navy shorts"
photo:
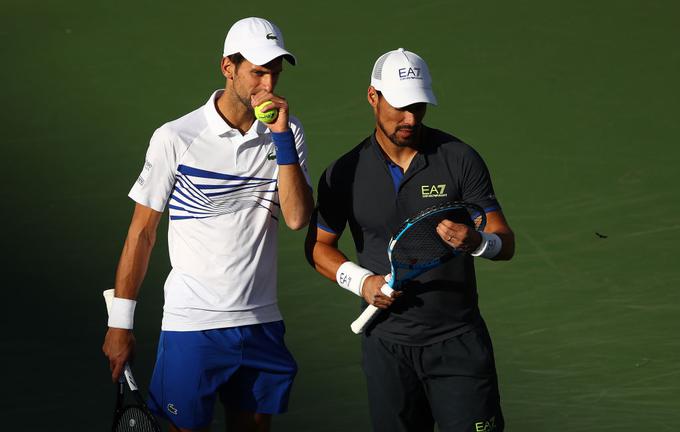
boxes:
[147,321,297,430]
[362,324,504,432]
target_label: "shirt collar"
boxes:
[370,130,428,176]
[203,89,270,138]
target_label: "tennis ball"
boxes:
[254,101,278,124]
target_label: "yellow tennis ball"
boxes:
[254,101,278,124]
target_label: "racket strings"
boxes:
[114,406,159,432]
[393,216,448,265]
[392,204,484,266]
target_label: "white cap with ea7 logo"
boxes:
[223,17,297,66]
[370,48,437,108]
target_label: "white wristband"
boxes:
[471,232,502,259]
[108,297,137,329]
[336,261,374,297]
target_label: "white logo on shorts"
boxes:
[167,403,178,415]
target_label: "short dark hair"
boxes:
[228,53,245,67]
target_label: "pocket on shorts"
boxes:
[436,328,495,378]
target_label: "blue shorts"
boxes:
[147,321,297,430]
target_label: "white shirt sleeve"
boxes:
[290,116,312,188]
[128,126,179,212]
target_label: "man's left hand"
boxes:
[436,219,482,252]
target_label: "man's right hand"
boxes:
[361,274,401,309]
[102,328,136,382]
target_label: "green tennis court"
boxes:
[3,1,678,430]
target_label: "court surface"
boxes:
[2,1,678,430]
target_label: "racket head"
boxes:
[111,365,161,432]
[112,404,161,432]
[351,202,486,334]
[350,201,486,334]
[388,201,486,276]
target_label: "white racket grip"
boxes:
[381,285,395,296]
[123,363,138,390]
[350,284,394,334]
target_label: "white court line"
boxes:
[624,224,680,238]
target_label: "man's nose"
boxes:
[401,110,417,126]
[261,75,273,92]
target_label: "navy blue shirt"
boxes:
[314,126,500,345]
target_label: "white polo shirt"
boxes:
[129,90,310,331]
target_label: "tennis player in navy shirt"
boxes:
[305,48,515,431]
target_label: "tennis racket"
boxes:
[350,201,486,334]
[103,289,161,432]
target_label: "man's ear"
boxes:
[221,57,233,80]
[367,86,378,107]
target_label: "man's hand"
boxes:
[102,328,136,382]
[251,90,289,133]
[436,219,483,252]
[361,274,401,309]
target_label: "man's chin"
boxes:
[389,133,418,147]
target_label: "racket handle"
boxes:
[350,305,379,334]
[123,363,138,391]
[350,285,394,334]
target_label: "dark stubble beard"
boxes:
[237,91,253,111]
[377,119,421,148]
[232,75,255,112]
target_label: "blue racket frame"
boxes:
[350,202,486,334]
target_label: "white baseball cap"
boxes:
[223,17,297,66]
[370,48,437,108]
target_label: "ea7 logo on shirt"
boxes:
[421,184,447,198]
[474,416,497,431]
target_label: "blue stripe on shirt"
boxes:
[386,161,404,193]
[317,223,337,234]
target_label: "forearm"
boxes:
[315,243,350,281]
[114,205,160,300]
[481,210,515,261]
[104,204,159,380]
[490,229,514,261]
[278,164,313,230]
[304,234,349,281]
[114,227,156,300]
[106,255,141,380]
